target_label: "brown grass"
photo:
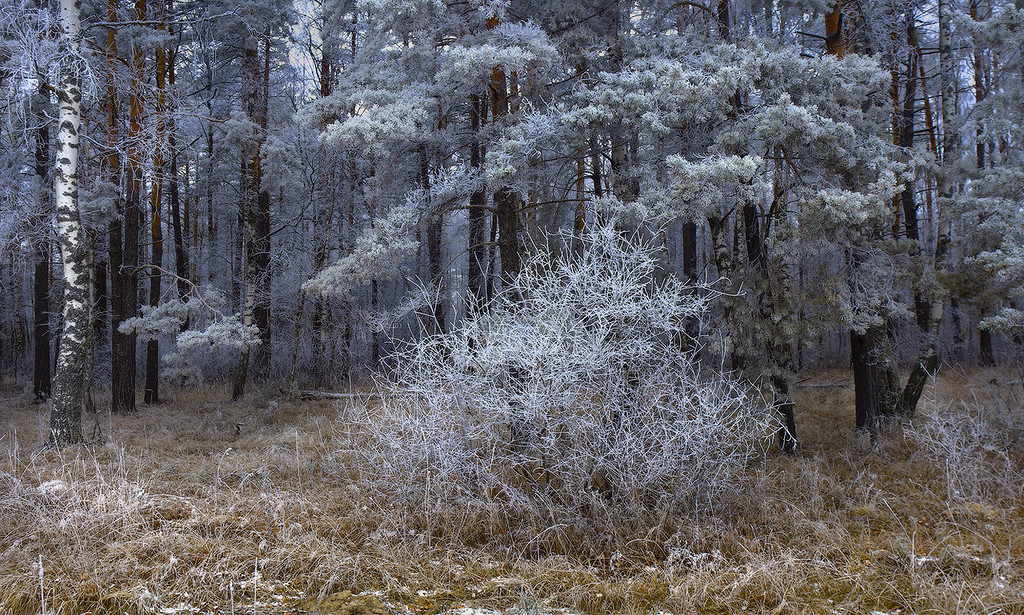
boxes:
[1,369,1022,615]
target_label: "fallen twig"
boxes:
[287,389,386,400]
[796,380,852,388]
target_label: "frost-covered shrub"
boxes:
[350,225,775,538]
[907,395,1024,505]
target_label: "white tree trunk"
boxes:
[49,0,87,445]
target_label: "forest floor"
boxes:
[1,368,1023,615]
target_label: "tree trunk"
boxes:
[310,37,336,385]
[901,18,933,331]
[145,8,167,404]
[743,189,798,451]
[851,326,901,430]
[167,10,189,317]
[900,297,943,414]
[825,0,845,57]
[420,144,445,334]
[980,314,995,366]
[970,0,992,366]
[573,149,586,244]
[32,94,51,402]
[891,0,955,418]
[169,148,187,303]
[850,328,876,430]
[468,94,488,312]
[252,35,272,369]
[113,0,146,414]
[205,61,218,289]
[83,231,98,418]
[234,29,271,398]
[93,242,107,354]
[50,0,87,445]
[589,132,603,199]
[608,5,631,207]
[485,15,522,298]
[33,244,51,401]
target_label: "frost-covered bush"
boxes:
[907,395,1024,505]
[350,225,775,539]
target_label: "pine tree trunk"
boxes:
[468,94,488,312]
[83,232,98,418]
[145,12,167,404]
[205,67,218,289]
[980,316,995,366]
[233,29,268,398]
[892,0,955,418]
[252,35,272,369]
[422,146,445,334]
[743,188,799,450]
[113,0,146,414]
[93,241,107,354]
[825,0,845,57]
[901,20,933,330]
[33,244,51,401]
[50,0,87,445]
[33,98,51,402]
[573,149,586,244]
[167,8,189,318]
[609,4,634,206]
[309,40,335,384]
[970,0,991,367]
[589,132,603,199]
[169,150,187,301]
[850,328,876,430]
[486,15,522,299]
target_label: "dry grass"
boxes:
[1,369,1023,615]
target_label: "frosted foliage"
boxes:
[174,318,260,354]
[981,308,1024,332]
[485,106,562,189]
[358,0,446,14]
[220,108,261,158]
[261,132,301,194]
[79,179,119,231]
[0,157,37,251]
[978,239,1024,333]
[666,155,761,222]
[2,2,94,103]
[119,291,259,348]
[118,291,260,381]
[800,175,900,230]
[353,226,775,522]
[320,86,434,154]
[439,21,556,88]
[845,246,912,331]
[591,195,648,230]
[119,300,201,343]
[303,205,419,301]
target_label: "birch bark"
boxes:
[50,0,86,445]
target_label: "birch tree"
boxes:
[49,0,85,445]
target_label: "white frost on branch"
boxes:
[665,155,762,222]
[319,86,434,154]
[302,205,419,301]
[117,289,260,383]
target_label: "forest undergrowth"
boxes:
[1,369,1023,615]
